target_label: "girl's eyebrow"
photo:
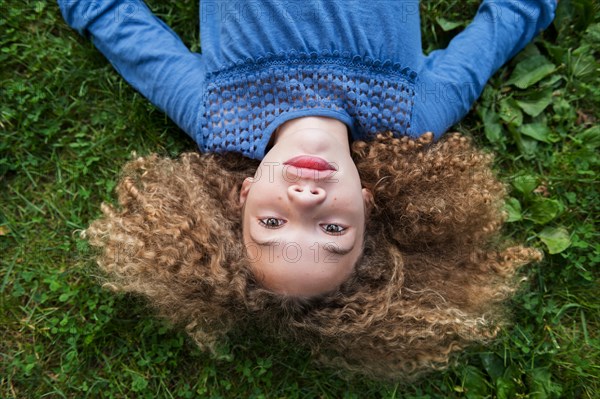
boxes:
[249,236,354,257]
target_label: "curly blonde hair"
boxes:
[84,132,541,380]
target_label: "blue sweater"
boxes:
[58,0,556,160]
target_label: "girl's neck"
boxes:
[269,116,351,152]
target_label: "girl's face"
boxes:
[239,117,372,297]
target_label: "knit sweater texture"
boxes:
[59,0,557,160]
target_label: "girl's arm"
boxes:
[58,0,205,141]
[411,0,557,137]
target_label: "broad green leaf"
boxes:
[515,88,553,117]
[527,367,564,398]
[461,365,489,399]
[496,376,517,399]
[520,136,539,158]
[571,44,598,81]
[565,192,577,205]
[34,2,46,13]
[485,121,503,144]
[584,22,600,44]
[526,198,562,225]
[577,125,600,149]
[480,108,504,144]
[551,96,572,116]
[479,353,517,399]
[520,123,559,143]
[499,98,523,127]
[58,293,72,302]
[505,197,523,222]
[512,174,538,195]
[507,55,557,89]
[480,353,504,380]
[543,42,565,65]
[538,227,572,254]
[539,74,562,87]
[436,17,463,31]
[516,43,542,59]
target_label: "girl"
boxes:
[60,0,557,379]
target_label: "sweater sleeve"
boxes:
[58,0,205,141]
[411,0,557,138]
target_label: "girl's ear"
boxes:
[239,177,253,205]
[362,188,374,218]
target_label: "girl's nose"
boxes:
[288,183,326,206]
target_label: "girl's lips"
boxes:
[283,155,337,171]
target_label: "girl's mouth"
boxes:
[283,155,337,171]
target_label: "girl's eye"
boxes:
[322,224,346,235]
[258,218,285,229]
[258,219,346,235]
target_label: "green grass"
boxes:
[1,0,598,397]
